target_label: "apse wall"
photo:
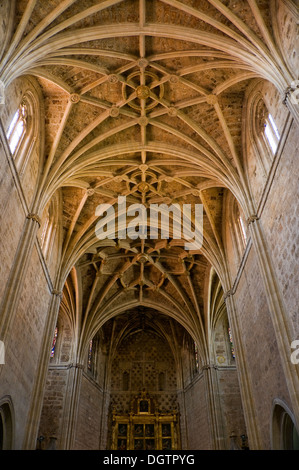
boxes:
[109,330,178,412]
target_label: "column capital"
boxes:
[66,363,84,370]
[283,80,299,106]
[202,363,217,371]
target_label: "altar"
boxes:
[111,391,180,450]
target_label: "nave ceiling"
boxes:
[1,0,295,358]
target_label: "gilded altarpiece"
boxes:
[111,392,180,450]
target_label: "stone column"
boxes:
[176,389,188,450]
[99,388,111,450]
[201,363,228,450]
[283,81,299,128]
[224,290,263,449]
[60,362,84,449]
[22,288,63,449]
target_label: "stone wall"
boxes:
[260,119,299,339]
[181,375,212,450]
[0,0,298,451]
[224,53,299,448]
[0,75,60,450]
[275,0,299,77]
[38,366,70,449]
[0,128,26,301]
[233,247,292,449]
[0,2,13,61]
[110,329,178,414]
[217,368,247,448]
[0,245,53,449]
[73,373,104,450]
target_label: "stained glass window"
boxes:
[87,339,93,370]
[228,327,235,359]
[194,342,199,371]
[50,327,58,358]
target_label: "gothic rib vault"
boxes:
[0,0,298,450]
[0,0,295,365]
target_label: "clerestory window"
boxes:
[7,101,27,155]
[264,113,280,154]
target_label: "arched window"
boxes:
[272,402,299,450]
[213,311,236,366]
[5,86,40,175]
[244,81,283,189]
[228,326,235,359]
[230,197,248,260]
[224,191,250,278]
[40,203,54,257]
[6,100,27,155]
[87,333,100,378]
[282,414,299,450]
[0,399,14,450]
[237,212,247,248]
[263,113,280,155]
[194,342,199,373]
[253,94,281,163]
[50,326,58,359]
[87,339,93,372]
[39,196,58,260]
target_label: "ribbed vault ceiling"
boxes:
[1,0,294,359]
